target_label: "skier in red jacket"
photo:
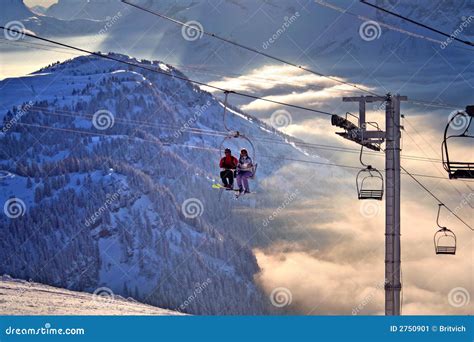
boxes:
[219,148,238,189]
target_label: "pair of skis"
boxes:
[212,183,254,198]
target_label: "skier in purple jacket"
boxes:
[236,148,254,194]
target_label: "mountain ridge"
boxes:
[0,52,335,315]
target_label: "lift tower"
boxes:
[332,94,407,315]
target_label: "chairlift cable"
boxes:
[122,0,466,110]
[121,0,381,96]
[401,165,473,230]
[28,106,453,165]
[359,0,474,48]
[9,121,472,183]
[403,116,474,208]
[0,26,335,118]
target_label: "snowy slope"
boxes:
[0,275,182,315]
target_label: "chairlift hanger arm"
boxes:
[359,145,371,168]
[436,204,446,229]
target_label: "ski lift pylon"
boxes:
[356,146,384,200]
[433,204,456,255]
[442,105,474,179]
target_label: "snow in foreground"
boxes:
[0,276,182,315]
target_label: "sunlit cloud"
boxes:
[202,64,375,113]
[205,65,338,93]
[255,153,473,315]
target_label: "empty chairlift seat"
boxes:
[433,204,456,255]
[442,105,474,179]
[434,228,456,255]
[356,166,384,200]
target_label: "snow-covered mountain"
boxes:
[17,0,470,106]
[40,0,474,68]
[0,52,342,314]
[29,5,48,16]
[0,275,181,315]
[46,0,125,21]
[1,0,104,36]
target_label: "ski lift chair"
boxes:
[219,90,258,179]
[433,204,456,255]
[434,228,457,255]
[356,146,384,200]
[356,166,384,200]
[442,106,474,179]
